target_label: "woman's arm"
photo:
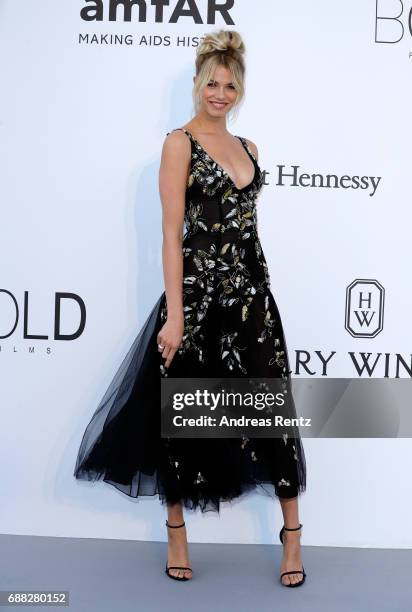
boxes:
[157,131,191,368]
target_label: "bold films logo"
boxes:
[0,289,86,353]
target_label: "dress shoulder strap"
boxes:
[166,127,193,142]
[236,135,257,163]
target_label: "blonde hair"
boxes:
[192,29,246,122]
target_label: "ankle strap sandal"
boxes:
[279,523,306,587]
[165,520,193,581]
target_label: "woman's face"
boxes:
[199,64,238,116]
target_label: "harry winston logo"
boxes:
[345,279,385,338]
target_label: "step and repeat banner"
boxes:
[0,1,411,547]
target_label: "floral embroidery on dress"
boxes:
[158,128,306,500]
[160,129,291,379]
[278,478,291,487]
[194,471,207,485]
[219,330,247,374]
[73,128,306,517]
[190,148,229,197]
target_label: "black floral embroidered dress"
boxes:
[74,127,306,513]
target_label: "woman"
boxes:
[74,29,307,587]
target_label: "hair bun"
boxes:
[193,29,246,117]
[197,29,245,58]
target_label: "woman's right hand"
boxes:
[157,315,184,369]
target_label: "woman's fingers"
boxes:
[164,347,177,368]
[157,331,181,368]
[157,341,178,368]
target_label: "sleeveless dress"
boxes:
[73,128,307,514]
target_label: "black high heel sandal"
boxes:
[279,522,306,587]
[165,520,193,581]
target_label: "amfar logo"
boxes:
[345,279,385,338]
[0,289,86,341]
[375,0,412,43]
[274,166,381,197]
[80,0,235,23]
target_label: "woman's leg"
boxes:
[166,502,193,579]
[278,496,304,586]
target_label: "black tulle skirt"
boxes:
[74,288,306,514]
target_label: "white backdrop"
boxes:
[1,0,411,548]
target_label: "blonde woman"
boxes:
[74,29,307,587]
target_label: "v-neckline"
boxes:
[181,128,257,192]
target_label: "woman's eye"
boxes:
[207,82,236,89]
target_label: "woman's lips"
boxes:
[209,101,227,109]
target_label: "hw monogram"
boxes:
[345,279,385,338]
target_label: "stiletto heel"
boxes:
[165,520,193,581]
[278,522,306,587]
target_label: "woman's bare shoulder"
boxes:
[161,129,191,159]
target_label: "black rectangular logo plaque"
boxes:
[160,377,302,439]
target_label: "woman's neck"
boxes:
[189,112,228,136]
